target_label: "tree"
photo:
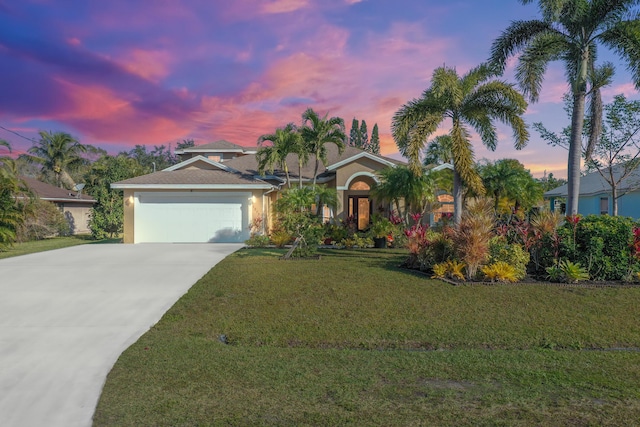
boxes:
[300,108,346,186]
[0,141,31,249]
[22,131,87,188]
[84,155,147,239]
[490,0,640,215]
[392,64,529,224]
[538,94,640,215]
[423,135,454,166]
[349,118,361,148]
[257,123,304,188]
[360,120,369,150]
[176,139,195,150]
[537,172,567,192]
[371,165,437,222]
[478,159,543,213]
[368,123,381,154]
[122,145,177,172]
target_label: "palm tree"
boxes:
[23,131,87,188]
[300,108,346,186]
[257,123,304,188]
[479,159,543,213]
[423,135,454,166]
[371,165,436,222]
[490,0,640,215]
[0,139,10,153]
[392,64,529,223]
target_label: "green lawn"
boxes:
[0,235,121,259]
[94,248,640,426]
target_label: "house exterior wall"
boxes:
[334,158,387,220]
[549,192,640,218]
[58,203,93,234]
[121,188,265,243]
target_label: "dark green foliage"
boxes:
[120,144,177,172]
[368,123,380,154]
[85,155,146,239]
[564,215,637,280]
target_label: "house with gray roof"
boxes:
[22,176,96,234]
[112,140,404,243]
[544,164,640,217]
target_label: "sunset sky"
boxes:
[1,0,638,178]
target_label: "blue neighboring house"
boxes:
[544,164,640,217]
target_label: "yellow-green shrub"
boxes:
[481,261,519,283]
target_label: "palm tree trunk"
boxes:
[313,157,319,187]
[453,169,463,224]
[567,52,589,216]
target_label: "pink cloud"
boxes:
[46,79,191,146]
[261,0,310,14]
[118,49,174,82]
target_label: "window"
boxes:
[349,181,370,191]
[600,197,609,215]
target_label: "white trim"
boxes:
[327,152,396,171]
[111,183,273,190]
[429,163,454,172]
[337,171,380,191]
[163,155,238,173]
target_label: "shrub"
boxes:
[432,259,465,281]
[244,234,270,248]
[481,261,519,283]
[270,230,292,248]
[17,198,70,241]
[566,215,637,280]
[546,259,590,283]
[451,199,494,279]
[488,237,529,280]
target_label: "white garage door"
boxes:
[134,192,251,243]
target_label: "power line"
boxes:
[0,125,37,143]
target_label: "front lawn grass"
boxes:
[0,235,121,259]
[94,248,640,426]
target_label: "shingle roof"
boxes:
[112,169,269,187]
[182,140,245,151]
[544,163,640,197]
[224,144,403,179]
[21,177,96,203]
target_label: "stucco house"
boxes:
[111,140,404,243]
[544,164,640,217]
[22,176,96,234]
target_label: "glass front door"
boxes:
[349,196,371,231]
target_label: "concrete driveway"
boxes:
[0,243,242,427]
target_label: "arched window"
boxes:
[350,181,370,191]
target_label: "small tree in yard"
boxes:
[85,155,146,239]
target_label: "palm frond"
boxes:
[599,18,640,88]
[489,19,557,73]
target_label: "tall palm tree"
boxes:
[490,0,640,215]
[23,131,87,188]
[257,123,304,188]
[392,64,529,223]
[300,108,346,186]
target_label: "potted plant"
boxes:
[370,215,394,248]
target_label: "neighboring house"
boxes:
[21,176,96,234]
[111,140,404,243]
[544,164,640,217]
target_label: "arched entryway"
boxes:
[345,176,377,231]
